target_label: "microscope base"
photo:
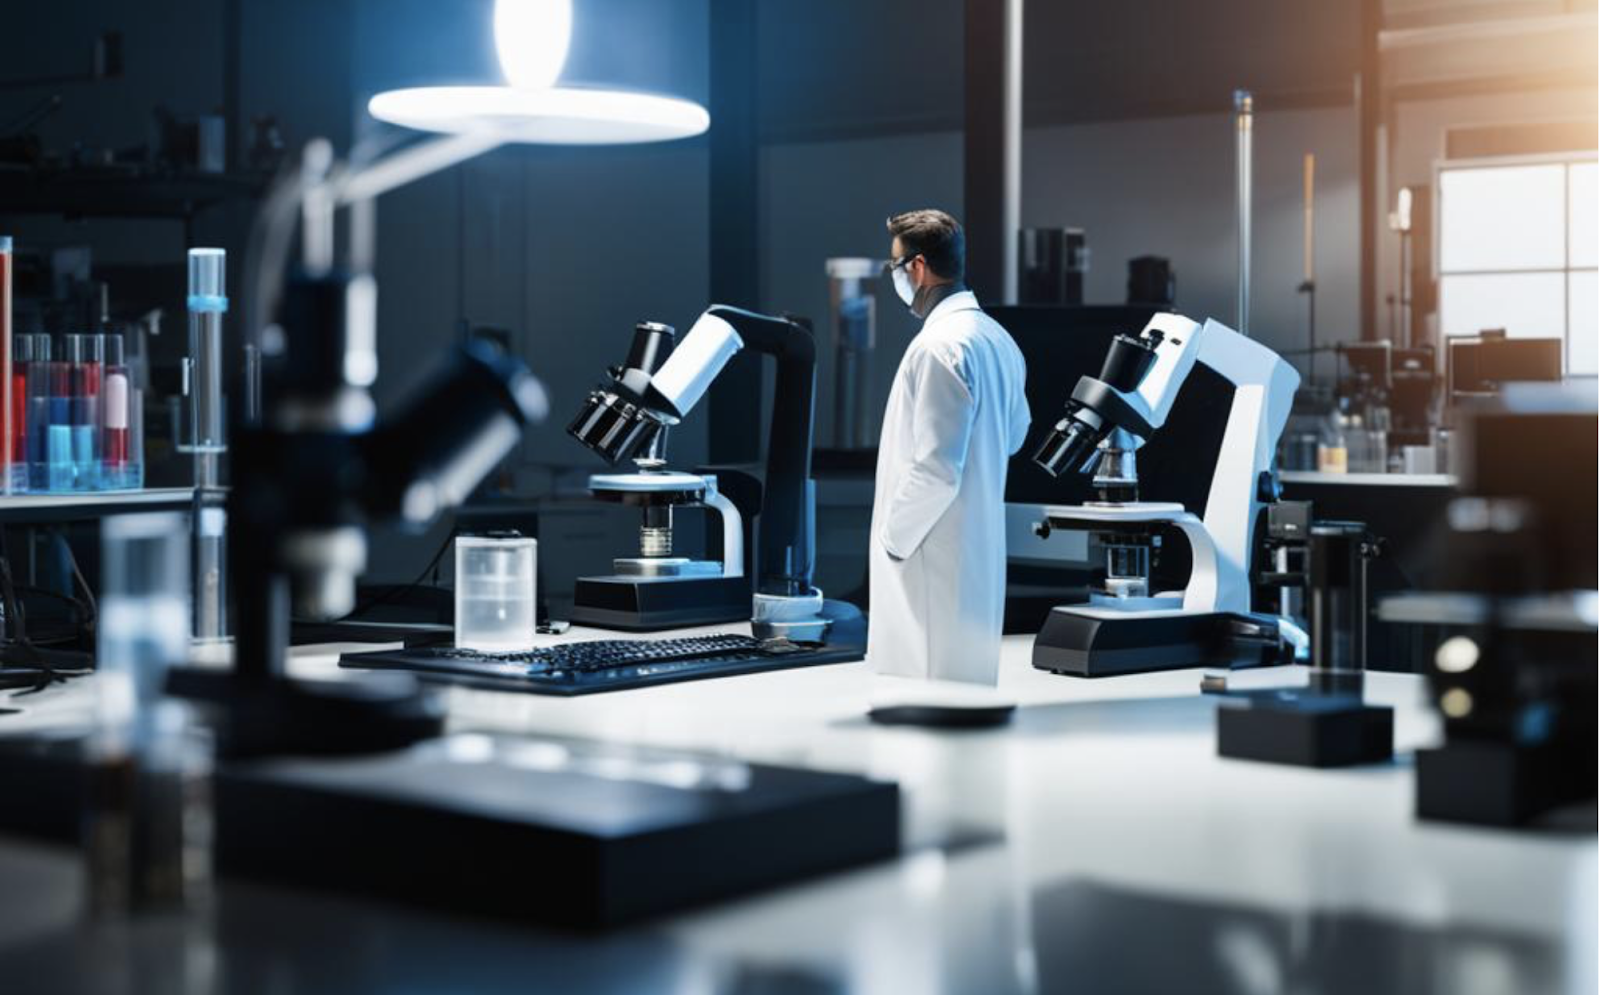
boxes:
[570,574,751,632]
[1033,607,1280,677]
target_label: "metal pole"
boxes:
[964,0,1024,305]
[1234,90,1253,337]
[1002,0,1022,305]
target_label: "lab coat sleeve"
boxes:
[878,347,977,561]
[1008,358,1031,455]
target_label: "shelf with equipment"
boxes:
[0,166,269,222]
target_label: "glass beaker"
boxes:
[454,534,537,652]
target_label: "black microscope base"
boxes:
[570,574,751,632]
[1033,608,1269,677]
[1216,690,1394,768]
[214,735,900,929]
[1417,740,1596,827]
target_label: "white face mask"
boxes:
[891,259,916,308]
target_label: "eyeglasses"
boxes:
[886,253,921,274]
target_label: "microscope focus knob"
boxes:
[1257,470,1282,504]
[1034,521,1053,539]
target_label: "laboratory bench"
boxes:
[0,626,1592,995]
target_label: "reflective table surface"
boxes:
[0,631,1593,995]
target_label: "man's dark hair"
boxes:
[886,209,965,282]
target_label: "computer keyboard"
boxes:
[339,632,864,696]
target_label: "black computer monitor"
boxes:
[1340,341,1392,391]
[1448,336,1562,396]
[993,305,1236,515]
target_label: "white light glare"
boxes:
[495,0,572,90]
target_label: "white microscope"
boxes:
[1029,313,1301,677]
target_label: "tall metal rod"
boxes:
[1001,0,1023,305]
[1301,153,1318,384]
[964,0,1024,305]
[1234,89,1253,337]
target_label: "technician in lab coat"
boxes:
[869,209,1030,685]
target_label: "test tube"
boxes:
[69,333,104,489]
[187,249,227,640]
[185,248,226,487]
[102,334,131,489]
[0,235,11,494]
[47,335,72,492]
[11,332,29,491]
[128,376,143,489]
[27,334,51,491]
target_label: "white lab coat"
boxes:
[868,291,1030,685]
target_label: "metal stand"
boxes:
[1216,520,1394,768]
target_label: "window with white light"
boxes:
[1437,156,1599,376]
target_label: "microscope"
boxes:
[569,304,842,640]
[565,319,749,630]
[1030,313,1300,676]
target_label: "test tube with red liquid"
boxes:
[103,334,131,487]
[11,333,30,491]
[0,235,11,494]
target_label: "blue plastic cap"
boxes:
[187,248,227,308]
[0,236,12,253]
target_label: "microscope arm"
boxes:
[1192,319,1302,612]
[698,305,818,597]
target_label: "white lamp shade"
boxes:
[367,85,709,145]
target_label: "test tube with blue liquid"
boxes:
[68,333,104,489]
[48,335,72,491]
[27,334,51,490]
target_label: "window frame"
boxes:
[1433,150,1599,376]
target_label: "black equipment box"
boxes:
[215,735,900,929]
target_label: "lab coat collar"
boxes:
[923,288,981,325]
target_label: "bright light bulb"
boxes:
[495,0,572,90]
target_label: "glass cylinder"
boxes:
[86,512,209,915]
[454,534,537,652]
[99,512,190,721]
[825,258,879,450]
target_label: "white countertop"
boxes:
[0,629,1592,994]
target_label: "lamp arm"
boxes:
[335,130,506,207]
[295,131,507,275]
